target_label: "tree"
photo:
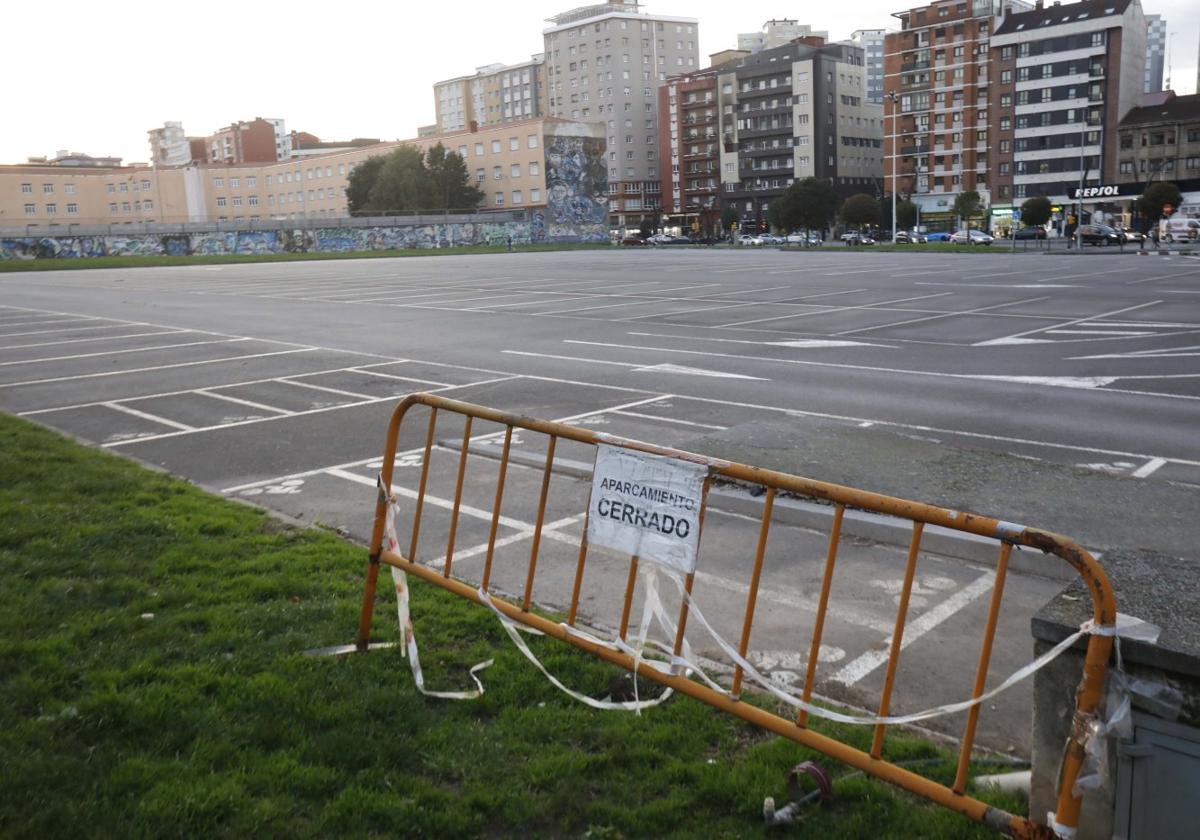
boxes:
[896,199,917,231]
[952,190,983,227]
[841,193,880,229]
[424,143,484,211]
[1136,181,1183,227]
[638,216,655,239]
[1019,196,1052,228]
[345,155,386,215]
[345,144,482,216]
[768,178,840,234]
[720,204,739,232]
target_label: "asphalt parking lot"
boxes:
[3,246,1198,754]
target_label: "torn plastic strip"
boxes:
[380,476,492,699]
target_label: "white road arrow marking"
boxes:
[634,363,767,380]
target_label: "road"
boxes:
[3,247,1197,755]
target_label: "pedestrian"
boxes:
[506,234,513,252]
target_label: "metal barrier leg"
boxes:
[671,478,712,659]
[733,488,776,698]
[523,437,557,612]
[442,416,473,578]
[871,521,925,759]
[619,556,640,641]
[480,425,514,592]
[567,500,591,628]
[954,542,1012,794]
[798,503,846,727]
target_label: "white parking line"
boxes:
[197,390,291,415]
[1131,458,1167,478]
[278,379,375,401]
[832,296,1051,337]
[0,348,317,389]
[105,402,195,431]
[345,368,452,388]
[974,301,1164,346]
[718,292,955,328]
[0,329,190,352]
[827,572,996,686]
[0,337,251,367]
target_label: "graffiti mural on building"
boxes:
[544,130,608,243]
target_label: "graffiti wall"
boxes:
[0,215,586,261]
[544,122,609,243]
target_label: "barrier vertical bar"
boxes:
[732,487,776,698]
[798,503,846,727]
[870,520,924,759]
[567,490,592,627]
[619,556,640,641]
[671,478,712,660]
[954,542,1011,794]
[442,416,473,578]
[407,407,439,563]
[523,437,558,612]
[480,426,514,592]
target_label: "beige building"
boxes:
[2,117,602,227]
[434,55,547,133]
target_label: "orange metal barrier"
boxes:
[352,393,1116,839]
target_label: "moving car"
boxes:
[1013,226,1047,240]
[738,234,763,246]
[1159,217,1200,242]
[619,235,646,246]
[894,231,913,244]
[758,233,784,245]
[1076,224,1123,246]
[925,232,952,242]
[950,230,994,246]
[1120,228,1145,244]
[660,235,692,245]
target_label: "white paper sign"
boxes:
[587,445,708,574]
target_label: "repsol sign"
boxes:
[1071,185,1125,199]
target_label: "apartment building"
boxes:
[1144,13,1165,93]
[991,0,1146,210]
[542,0,699,227]
[1114,93,1200,218]
[200,118,291,165]
[738,20,829,54]
[434,55,547,133]
[2,118,601,227]
[657,67,722,230]
[850,29,888,103]
[884,0,1017,230]
[719,39,883,227]
[148,122,192,167]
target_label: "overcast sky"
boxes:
[3,0,1196,165]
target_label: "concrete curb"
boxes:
[451,440,1077,582]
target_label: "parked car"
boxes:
[925,232,952,242]
[738,234,763,246]
[950,229,994,246]
[619,235,646,246]
[1076,224,1123,246]
[807,233,824,246]
[894,231,913,244]
[661,235,692,245]
[1013,226,1047,240]
[758,233,784,245]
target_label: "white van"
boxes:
[1158,217,1200,242]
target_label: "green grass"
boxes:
[0,243,610,273]
[0,413,1026,838]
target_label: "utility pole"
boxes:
[890,90,898,243]
[1075,116,1087,253]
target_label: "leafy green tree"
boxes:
[952,190,983,227]
[720,204,739,232]
[841,193,880,229]
[896,199,917,231]
[345,156,387,215]
[768,178,840,234]
[638,216,655,239]
[424,143,484,211]
[1136,181,1183,226]
[1019,196,1052,228]
[346,144,482,216]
